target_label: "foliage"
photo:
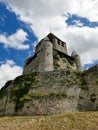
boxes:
[12,85,30,112]
[20,94,31,101]
[10,71,40,112]
[30,91,68,98]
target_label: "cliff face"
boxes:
[0,67,98,116]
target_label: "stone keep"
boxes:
[23,33,82,74]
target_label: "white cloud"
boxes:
[0,29,30,50]
[58,27,98,65]
[69,0,98,22]
[72,20,84,27]
[1,0,98,22]
[0,60,23,88]
[0,0,98,67]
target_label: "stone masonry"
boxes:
[23,33,82,74]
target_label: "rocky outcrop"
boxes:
[0,67,98,116]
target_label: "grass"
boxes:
[0,112,98,130]
[30,91,68,98]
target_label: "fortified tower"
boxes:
[36,37,53,72]
[71,51,82,71]
[23,33,82,74]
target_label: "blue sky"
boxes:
[66,14,98,28]
[0,0,98,88]
[0,3,37,67]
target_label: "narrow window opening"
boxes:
[62,42,64,47]
[58,39,60,45]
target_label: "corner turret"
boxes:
[71,51,82,71]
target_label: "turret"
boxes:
[71,51,82,71]
[38,36,53,72]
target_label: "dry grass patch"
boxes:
[0,112,98,130]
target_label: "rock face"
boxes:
[0,66,98,116]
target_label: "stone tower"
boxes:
[23,33,82,74]
[71,51,82,71]
[36,37,53,72]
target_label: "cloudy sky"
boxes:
[0,0,98,88]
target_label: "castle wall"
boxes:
[23,48,77,74]
[78,65,98,111]
[23,56,39,74]
[0,69,82,116]
[47,33,67,55]
[0,66,98,116]
[23,33,82,74]
[52,37,67,54]
[53,50,77,70]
